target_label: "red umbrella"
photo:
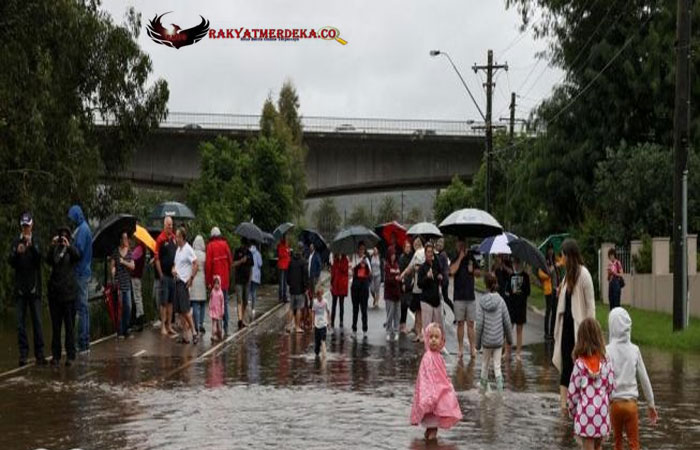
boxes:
[103,282,122,333]
[375,221,407,248]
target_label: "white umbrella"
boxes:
[406,222,442,238]
[438,208,503,238]
[478,232,518,254]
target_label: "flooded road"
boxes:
[0,294,698,449]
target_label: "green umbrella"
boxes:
[538,233,570,254]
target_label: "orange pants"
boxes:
[611,400,639,450]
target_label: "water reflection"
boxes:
[0,322,698,450]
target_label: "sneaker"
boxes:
[152,320,162,329]
[78,348,90,355]
[386,334,391,342]
[117,335,125,340]
[199,327,206,335]
[50,359,60,368]
[65,359,73,368]
[193,335,199,344]
[351,331,357,339]
[35,356,48,366]
[18,359,27,367]
[252,309,256,320]
[393,333,399,342]
[362,331,367,339]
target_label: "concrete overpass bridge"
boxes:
[120,112,489,197]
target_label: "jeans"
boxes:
[131,277,144,318]
[249,281,260,311]
[49,298,75,362]
[191,300,206,330]
[331,295,345,327]
[385,299,400,334]
[481,347,503,379]
[351,279,369,333]
[223,290,230,334]
[278,269,288,302]
[75,275,90,351]
[609,278,622,310]
[314,326,327,355]
[545,293,556,337]
[119,289,132,336]
[16,294,44,360]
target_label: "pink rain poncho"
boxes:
[410,325,462,429]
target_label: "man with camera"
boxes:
[46,227,80,366]
[8,212,46,367]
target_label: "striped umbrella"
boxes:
[478,232,518,255]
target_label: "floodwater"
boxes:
[1,309,698,450]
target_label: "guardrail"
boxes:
[97,111,496,137]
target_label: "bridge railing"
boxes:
[108,111,491,136]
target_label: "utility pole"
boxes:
[473,50,507,213]
[508,92,516,140]
[673,0,691,331]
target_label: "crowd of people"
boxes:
[8,208,657,448]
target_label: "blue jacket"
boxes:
[309,251,322,279]
[68,205,92,278]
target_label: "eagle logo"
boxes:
[146,12,210,49]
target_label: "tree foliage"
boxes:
[0,0,168,308]
[376,196,400,224]
[433,176,474,224]
[346,205,374,228]
[493,0,700,251]
[313,198,341,239]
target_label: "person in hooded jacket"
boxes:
[606,307,658,450]
[68,205,92,353]
[476,272,512,391]
[205,227,233,336]
[46,226,80,366]
[330,252,349,330]
[190,235,207,334]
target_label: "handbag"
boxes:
[619,276,625,288]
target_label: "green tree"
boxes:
[346,205,374,227]
[406,207,423,225]
[0,0,168,308]
[313,198,342,239]
[376,196,400,224]
[433,176,474,223]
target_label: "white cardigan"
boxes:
[552,265,596,372]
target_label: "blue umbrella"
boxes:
[478,232,518,255]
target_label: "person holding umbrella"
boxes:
[233,238,254,329]
[435,238,453,313]
[450,238,480,360]
[369,246,382,309]
[111,231,135,339]
[351,241,372,339]
[8,212,46,366]
[46,226,80,366]
[155,217,177,337]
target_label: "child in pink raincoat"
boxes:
[567,318,616,450]
[410,322,462,441]
[209,275,225,342]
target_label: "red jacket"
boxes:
[330,255,349,296]
[277,240,291,270]
[206,237,233,290]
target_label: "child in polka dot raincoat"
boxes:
[567,318,616,450]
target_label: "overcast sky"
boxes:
[101,0,562,121]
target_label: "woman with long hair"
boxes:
[552,238,596,412]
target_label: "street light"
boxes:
[429,49,485,120]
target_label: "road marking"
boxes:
[132,350,147,357]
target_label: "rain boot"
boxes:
[496,376,504,392]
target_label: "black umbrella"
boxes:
[235,222,264,243]
[273,222,295,242]
[438,208,503,238]
[149,201,195,220]
[331,226,380,255]
[300,229,328,252]
[92,214,137,259]
[262,232,275,246]
[508,238,548,274]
